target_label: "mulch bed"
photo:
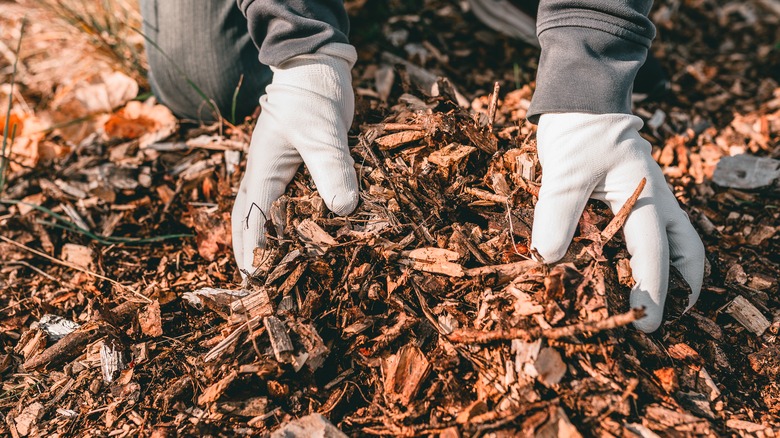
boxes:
[1,1,779,436]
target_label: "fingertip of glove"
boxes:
[632,312,663,333]
[530,239,568,265]
[327,190,359,216]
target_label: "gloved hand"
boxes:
[531,113,705,332]
[232,43,359,277]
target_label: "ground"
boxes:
[1,0,779,437]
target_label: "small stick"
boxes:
[0,235,153,303]
[464,187,509,204]
[464,260,539,277]
[448,307,645,344]
[23,301,142,370]
[601,178,646,244]
[486,81,500,132]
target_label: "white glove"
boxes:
[232,43,359,276]
[531,113,705,332]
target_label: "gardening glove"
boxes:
[232,43,359,276]
[531,113,705,332]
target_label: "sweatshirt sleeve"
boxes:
[526,0,656,123]
[237,0,350,67]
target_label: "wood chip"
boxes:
[401,247,465,277]
[375,130,425,150]
[230,288,274,320]
[198,370,237,405]
[60,243,95,270]
[382,344,432,405]
[138,300,163,338]
[264,316,293,364]
[534,347,566,386]
[296,219,338,255]
[725,295,771,335]
[270,413,347,438]
[428,143,476,167]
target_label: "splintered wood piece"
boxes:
[296,219,337,254]
[198,370,238,405]
[401,247,464,277]
[725,295,770,335]
[382,344,432,405]
[276,262,307,298]
[230,288,274,320]
[428,143,476,168]
[100,338,126,383]
[449,307,645,344]
[289,322,329,371]
[264,316,294,363]
[516,153,536,182]
[601,177,646,244]
[375,130,426,150]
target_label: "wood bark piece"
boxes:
[270,413,347,438]
[289,321,329,371]
[535,407,582,438]
[401,247,465,277]
[138,300,163,337]
[198,370,237,405]
[534,347,566,386]
[375,130,425,150]
[449,307,645,344]
[99,338,126,383]
[464,260,539,278]
[14,402,43,437]
[264,316,294,364]
[296,219,337,255]
[23,301,141,371]
[725,295,770,335]
[230,288,274,320]
[428,143,476,168]
[216,397,269,417]
[382,344,432,405]
[712,154,780,189]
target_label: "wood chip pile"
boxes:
[1,1,779,436]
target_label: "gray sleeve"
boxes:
[237,0,350,67]
[527,0,656,123]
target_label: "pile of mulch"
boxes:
[1,1,779,436]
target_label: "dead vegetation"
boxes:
[1,0,779,437]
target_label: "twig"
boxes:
[0,235,152,303]
[486,81,500,132]
[464,187,509,204]
[23,301,142,370]
[464,260,539,277]
[601,177,646,244]
[448,307,645,343]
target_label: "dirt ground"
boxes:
[1,0,779,437]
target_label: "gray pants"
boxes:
[139,0,349,122]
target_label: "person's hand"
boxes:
[232,43,359,277]
[531,113,705,332]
